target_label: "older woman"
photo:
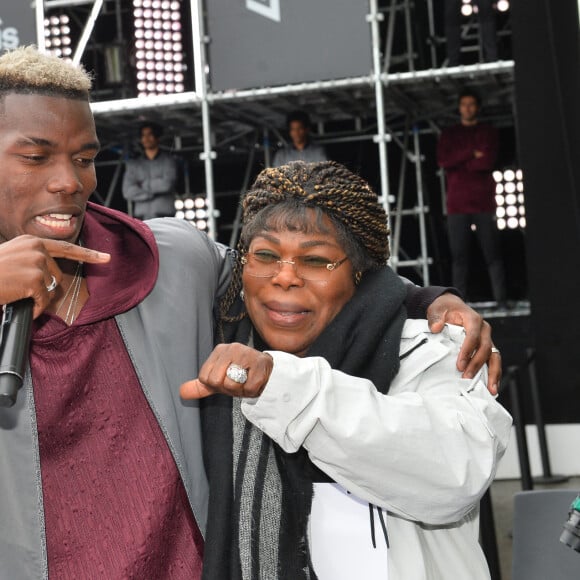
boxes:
[181,161,512,580]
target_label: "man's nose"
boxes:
[47,162,83,195]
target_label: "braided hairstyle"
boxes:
[218,161,390,333]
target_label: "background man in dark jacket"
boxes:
[438,89,507,305]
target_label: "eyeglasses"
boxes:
[241,251,349,281]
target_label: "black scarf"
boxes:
[201,267,407,580]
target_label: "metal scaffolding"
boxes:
[35,0,515,284]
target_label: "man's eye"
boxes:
[253,251,279,263]
[76,157,96,167]
[299,256,332,268]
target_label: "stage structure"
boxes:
[34,0,515,285]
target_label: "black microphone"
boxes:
[0,299,33,408]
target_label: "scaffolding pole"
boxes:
[412,125,430,284]
[35,1,46,52]
[368,0,391,214]
[72,0,104,66]
[191,0,217,238]
[391,119,410,271]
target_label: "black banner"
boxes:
[206,0,371,91]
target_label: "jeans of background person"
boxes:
[445,0,498,65]
[447,212,506,303]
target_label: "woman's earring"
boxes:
[354,271,362,286]
[240,289,245,301]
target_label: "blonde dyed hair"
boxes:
[0,45,92,100]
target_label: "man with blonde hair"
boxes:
[0,46,225,578]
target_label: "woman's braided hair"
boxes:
[218,160,390,331]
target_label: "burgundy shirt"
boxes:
[31,205,204,578]
[437,122,499,214]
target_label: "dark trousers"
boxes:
[445,0,498,65]
[447,213,506,302]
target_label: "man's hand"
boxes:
[0,235,110,318]
[180,343,274,400]
[427,293,501,395]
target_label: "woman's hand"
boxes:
[180,343,274,400]
[426,292,501,395]
[0,235,110,318]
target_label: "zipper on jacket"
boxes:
[399,337,428,361]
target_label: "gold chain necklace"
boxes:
[55,260,84,325]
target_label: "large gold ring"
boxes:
[226,364,248,384]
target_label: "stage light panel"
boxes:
[43,14,73,60]
[175,197,211,233]
[133,0,185,97]
[495,167,526,230]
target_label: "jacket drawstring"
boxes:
[368,503,389,549]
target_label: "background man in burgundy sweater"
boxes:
[438,89,507,306]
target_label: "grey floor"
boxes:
[489,475,580,580]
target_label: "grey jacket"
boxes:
[122,151,178,219]
[272,143,328,167]
[0,218,231,579]
[122,151,178,203]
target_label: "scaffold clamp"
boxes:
[199,151,217,161]
[373,133,392,144]
[365,13,385,23]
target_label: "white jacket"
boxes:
[242,320,512,579]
